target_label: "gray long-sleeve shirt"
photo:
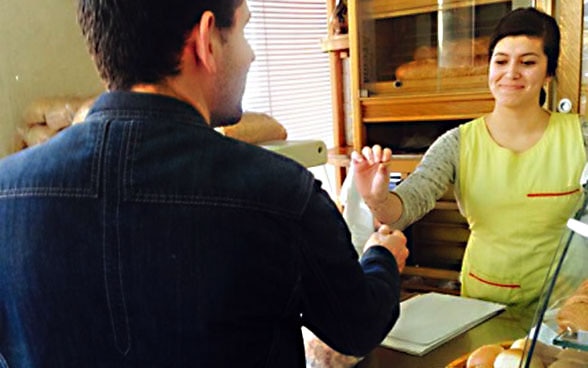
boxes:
[392,118,588,230]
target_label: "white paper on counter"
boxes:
[381,292,505,356]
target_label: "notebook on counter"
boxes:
[381,292,506,356]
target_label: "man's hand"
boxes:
[364,225,409,272]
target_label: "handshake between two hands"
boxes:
[364,224,409,272]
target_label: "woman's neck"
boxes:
[484,105,551,153]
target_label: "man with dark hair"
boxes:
[0,0,408,366]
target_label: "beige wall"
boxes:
[0,0,103,158]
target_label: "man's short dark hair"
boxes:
[77,0,243,90]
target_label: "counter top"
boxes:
[357,308,534,368]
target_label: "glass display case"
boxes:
[347,0,537,151]
[522,184,588,367]
[357,0,514,97]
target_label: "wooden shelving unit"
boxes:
[320,34,349,53]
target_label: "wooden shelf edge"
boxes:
[327,146,353,167]
[434,201,459,211]
[321,34,349,52]
[327,148,425,172]
[403,265,460,282]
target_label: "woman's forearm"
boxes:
[364,191,404,226]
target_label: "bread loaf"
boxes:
[556,280,588,333]
[395,56,487,80]
[555,348,588,365]
[413,45,437,60]
[395,58,437,79]
[547,360,585,368]
[396,37,489,81]
[216,112,287,144]
[442,36,490,59]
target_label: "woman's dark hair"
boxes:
[77,0,243,90]
[488,7,560,77]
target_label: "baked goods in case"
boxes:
[556,280,588,333]
[554,349,588,366]
[547,360,586,368]
[413,45,437,61]
[493,348,545,368]
[441,36,490,59]
[465,343,504,367]
[395,37,489,81]
[395,56,488,80]
[449,340,562,368]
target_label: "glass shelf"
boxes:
[525,188,588,365]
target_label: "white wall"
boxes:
[0,0,103,157]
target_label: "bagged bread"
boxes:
[72,97,97,124]
[302,327,363,368]
[22,97,86,130]
[16,95,98,150]
[20,124,54,147]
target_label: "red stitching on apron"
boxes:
[468,272,521,289]
[527,188,580,198]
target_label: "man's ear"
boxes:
[188,11,219,74]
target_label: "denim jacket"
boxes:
[0,92,400,367]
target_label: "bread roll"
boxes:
[216,112,287,144]
[510,338,529,350]
[493,348,544,368]
[510,338,559,366]
[466,344,504,368]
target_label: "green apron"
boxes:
[458,113,585,308]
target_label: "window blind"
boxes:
[243,0,334,147]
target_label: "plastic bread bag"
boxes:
[340,169,375,256]
[302,327,364,368]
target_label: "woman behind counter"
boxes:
[351,7,588,310]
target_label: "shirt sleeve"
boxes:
[391,127,460,229]
[298,181,401,357]
[581,116,588,159]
